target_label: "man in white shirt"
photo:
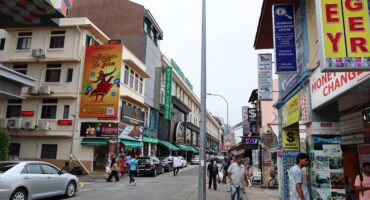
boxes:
[288,153,310,200]
[228,155,246,200]
[173,154,180,176]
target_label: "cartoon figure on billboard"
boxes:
[84,68,118,102]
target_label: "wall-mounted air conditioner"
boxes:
[37,121,50,130]
[27,86,38,95]
[31,49,45,59]
[7,118,22,129]
[23,121,36,129]
[39,86,52,95]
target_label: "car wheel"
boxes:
[10,188,27,200]
[161,167,164,174]
[152,168,157,177]
[64,181,76,198]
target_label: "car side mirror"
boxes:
[58,170,66,175]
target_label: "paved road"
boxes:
[44,164,279,200]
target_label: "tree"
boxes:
[0,129,10,161]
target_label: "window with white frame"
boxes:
[134,74,139,92]
[17,32,32,50]
[139,77,143,94]
[129,69,134,88]
[13,64,27,75]
[41,99,58,119]
[0,38,5,50]
[45,64,61,82]
[124,66,129,85]
[49,30,65,49]
[6,99,22,118]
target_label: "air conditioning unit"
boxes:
[23,121,36,129]
[0,118,6,129]
[7,118,22,129]
[37,121,50,130]
[39,86,52,95]
[31,49,45,59]
[27,86,38,95]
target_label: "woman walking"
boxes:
[107,153,120,182]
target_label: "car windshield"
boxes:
[138,158,150,163]
[0,163,18,173]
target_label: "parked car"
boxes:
[0,161,79,200]
[138,156,164,177]
[159,157,173,172]
[178,156,187,168]
[191,155,199,165]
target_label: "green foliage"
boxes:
[0,129,10,161]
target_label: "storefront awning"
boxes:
[175,143,187,151]
[158,140,180,151]
[120,140,143,148]
[81,138,108,146]
[186,145,198,153]
[143,136,158,144]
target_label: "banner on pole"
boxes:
[164,67,173,120]
[258,54,273,100]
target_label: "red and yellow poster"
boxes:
[80,44,122,118]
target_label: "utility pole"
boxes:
[198,0,207,199]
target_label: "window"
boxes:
[134,74,139,91]
[86,35,93,46]
[13,64,27,75]
[41,144,57,159]
[41,99,58,119]
[6,99,22,118]
[66,68,73,82]
[139,78,143,94]
[49,30,65,48]
[45,64,61,82]
[41,165,59,174]
[143,21,148,33]
[129,70,134,88]
[160,91,164,104]
[17,32,32,50]
[124,66,129,85]
[63,105,69,119]
[8,143,20,157]
[0,38,5,50]
[24,165,43,174]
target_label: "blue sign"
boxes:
[273,4,297,73]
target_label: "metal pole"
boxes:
[199,0,207,199]
[69,114,76,170]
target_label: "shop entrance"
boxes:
[93,146,108,171]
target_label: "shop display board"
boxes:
[282,151,300,199]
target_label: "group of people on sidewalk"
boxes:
[105,153,139,186]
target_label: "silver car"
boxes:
[0,161,79,200]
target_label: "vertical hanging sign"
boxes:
[316,0,370,71]
[164,67,173,120]
[258,54,273,100]
[273,4,298,73]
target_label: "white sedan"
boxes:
[178,156,187,168]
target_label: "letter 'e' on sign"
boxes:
[316,0,370,71]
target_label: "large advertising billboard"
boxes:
[80,45,122,118]
[80,122,119,138]
[316,0,370,71]
[258,54,273,100]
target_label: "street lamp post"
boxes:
[199,0,207,199]
[69,114,77,171]
[207,93,229,138]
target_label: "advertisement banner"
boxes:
[285,92,300,127]
[340,111,365,145]
[310,67,370,109]
[243,122,250,136]
[80,45,122,118]
[118,123,143,141]
[80,122,119,137]
[121,104,145,126]
[224,136,232,150]
[242,106,249,121]
[311,122,341,135]
[282,129,300,151]
[300,86,311,124]
[316,0,370,71]
[248,108,257,122]
[258,54,273,100]
[273,4,297,73]
[164,67,173,120]
[282,151,300,198]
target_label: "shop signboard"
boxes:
[224,136,232,150]
[243,122,251,136]
[300,86,311,124]
[118,123,143,141]
[80,122,119,138]
[310,67,370,109]
[121,104,145,126]
[273,4,298,73]
[248,108,257,122]
[164,67,173,120]
[242,106,249,121]
[340,111,365,144]
[285,92,300,127]
[282,129,300,151]
[282,151,300,199]
[311,122,341,135]
[80,44,122,118]
[257,54,273,100]
[316,0,370,71]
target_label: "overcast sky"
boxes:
[131,0,267,138]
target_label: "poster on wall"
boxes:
[273,4,297,73]
[340,111,365,145]
[316,0,370,71]
[80,122,119,137]
[282,151,300,198]
[80,44,122,118]
[311,188,332,200]
[118,123,143,141]
[257,54,273,100]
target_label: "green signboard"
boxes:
[164,67,173,120]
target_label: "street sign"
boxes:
[164,67,173,120]
[258,54,273,100]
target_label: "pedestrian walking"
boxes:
[228,155,246,200]
[119,156,126,177]
[173,153,180,176]
[354,162,370,200]
[128,154,139,186]
[288,153,310,200]
[106,153,120,182]
[207,159,218,190]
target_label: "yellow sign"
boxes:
[80,45,122,118]
[282,129,300,151]
[285,92,300,127]
[321,0,370,58]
